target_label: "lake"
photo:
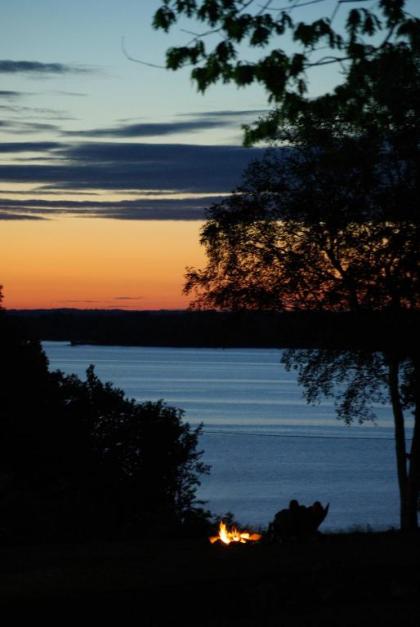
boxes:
[43,341,404,531]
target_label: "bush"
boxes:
[0,322,210,542]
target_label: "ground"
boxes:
[0,531,418,624]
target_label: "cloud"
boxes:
[0,90,25,99]
[0,141,278,219]
[64,110,271,139]
[60,299,104,304]
[0,211,45,220]
[0,142,63,153]
[0,194,226,220]
[113,296,143,300]
[0,103,74,120]
[55,300,141,310]
[0,187,99,196]
[179,109,269,118]
[64,119,232,139]
[52,91,87,97]
[0,143,264,194]
[0,120,62,134]
[0,60,94,75]
[0,104,23,113]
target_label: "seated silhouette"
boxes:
[269,499,329,540]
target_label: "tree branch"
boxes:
[264,0,330,11]
[121,37,167,69]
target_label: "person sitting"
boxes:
[268,499,329,541]
[310,501,329,529]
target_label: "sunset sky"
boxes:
[2,1,418,309]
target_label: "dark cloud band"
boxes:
[64,119,231,138]
[0,143,264,193]
[0,141,273,219]
[0,142,63,153]
[64,110,270,139]
[0,60,93,75]
[0,195,226,220]
[0,90,24,98]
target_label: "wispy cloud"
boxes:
[52,90,87,97]
[59,297,142,305]
[0,60,95,75]
[64,119,231,139]
[0,120,62,134]
[0,211,44,220]
[0,90,26,99]
[0,142,63,153]
[179,109,269,118]
[113,296,143,300]
[0,103,74,120]
[64,110,270,139]
[0,140,272,220]
[0,194,226,220]
[60,299,104,304]
[0,142,263,191]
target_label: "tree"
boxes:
[183,113,419,529]
[0,310,210,540]
[152,0,419,143]
[152,0,419,530]
[281,349,418,530]
[53,365,210,535]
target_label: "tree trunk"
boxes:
[387,355,410,530]
[406,353,420,531]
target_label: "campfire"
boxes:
[209,521,262,545]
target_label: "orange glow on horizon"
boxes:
[0,218,206,310]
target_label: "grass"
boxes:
[0,531,418,625]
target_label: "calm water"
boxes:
[43,341,404,531]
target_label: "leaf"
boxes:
[153,6,177,32]
[224,13,252,41]
[166,46,192,69]
[233,63,255,86]
[197,0,221,25]
[175,0,198,17]
[215,40,236,62]
[289,53,305,78]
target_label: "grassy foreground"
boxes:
[0,531,418,625]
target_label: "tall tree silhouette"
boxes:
[154,0,419,530]
[184,112,419,529]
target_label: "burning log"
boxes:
[209,521,262,545]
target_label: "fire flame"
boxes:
[209,521,262,545]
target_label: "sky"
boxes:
[1,1,418,309]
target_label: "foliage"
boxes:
[0,321,209,541]
[182,102,419,528]
[185,121,419,314]
[282,349,415,424]
[52,365,210,529]
[153,2,420,529]
[153,0,419,142]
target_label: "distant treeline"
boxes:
[8,308,419,352]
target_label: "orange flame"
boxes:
[209,521,262,545]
